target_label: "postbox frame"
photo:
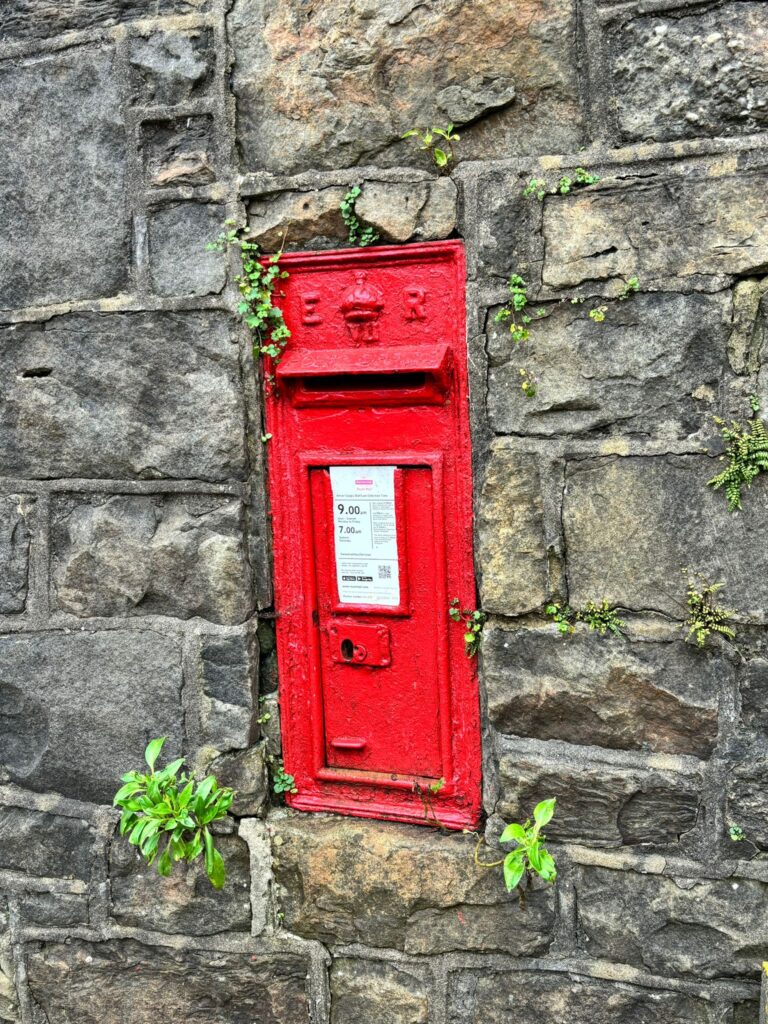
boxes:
[263,240,481,830]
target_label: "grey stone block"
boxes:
[0,898,16,1024]
[448,969,719,1024]
[576,864,768,979]
[17,893,89,929]
[563,455,768,621]
[0,1,210,41]
[484,628,723,758]
[0,805,96,881]
[230,0,581,174]
[0,312,246,482]
[726,758,768,849]
[210,744,269,817]
[148,203,227,297]
[487,292,731,439]
[198,629,258,751]
[272,814,553,955]
[0,630,183,804]
[606,3,768,144]
[0,496,33,614]
[128,27,214,106]
[497,755,700,848]
[26,941,311,1024]
[51,494,251,625]
[331,959,429,1024]
[0,46,127,310]
[109,833,251,935]
[477,449,548,616]
[141,117,216,189]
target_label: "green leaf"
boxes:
[539,850,557,882]
[499,822,527,845]
[433,148,448,167]
[113,782,143,805]
[401,129,419,139]
[533,798,556,827]
[503,853,526,891]
[157,845,172,877]
[144,737,166,771]
[207,847,226,889]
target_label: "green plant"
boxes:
[499,798,557,892]
[207,220,291,375]
[339,186,379,247]
[708,402,768,511]
[272,761,297,795]
[522,167,600,200]
[401,124,459,169]
[579,599,624,637]
[112,737,233,889]
[684,575,736,648]
[519,367,537,399]
[494,274,545,345]
[729,824,746,842]
[449,598,486,656]
[545,602,575,635]
[619,276,640,300]
[588,305,607,323]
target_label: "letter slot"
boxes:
[265,241,481,830]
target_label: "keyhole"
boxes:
[341,638,354,661]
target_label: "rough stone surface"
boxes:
[725,758,768,849]
[0,806,96,881]
[0,1,209,41]
[17,893,89,929]
[210,743,269,816]
[272,814,553,954]
[128,28,214,106]
[540,171,768,295]
[563,455,768,620]
[497,756,700,848]
[0,630,182,804]
[26,940,311,1024]
[141,117,216,188]
[477,449,548,615]
[606,4,768,143]
[51,494,251,624]
[739,658,768,736]
[109,833,251,934]
[148,203,227,297]
[576,864,768,979]
[0,899,16,1024]
[0,46,127,310]
[0,496,33,615]
[487,292,731,439]
[231,0,581,174]
[0,312,245,482]
[330,958,429,1024]
[246,179,457,251]
[448,969,718,1024]
[198,629,259,751]
[484,628,723,758]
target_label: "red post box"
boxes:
[264,240,481,829]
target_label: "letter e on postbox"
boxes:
[264,241,481,829]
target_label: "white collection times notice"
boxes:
[329,465,400,607]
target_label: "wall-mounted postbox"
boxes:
[264,240,481,830]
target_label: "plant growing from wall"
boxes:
[401,124,459,169]
[449,598,486,656]
[494,273,546,399]
[208,220,291,384]
[545,600,624,637]
[113,737,233,889]
[339,186,379,247]
[472,799,557,907]
[684,574,736,648]
[708,398,768,511]
[523,167,600,200]
[271,759,297,796]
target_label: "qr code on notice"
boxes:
[378,565,392,579]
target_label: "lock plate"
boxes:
[329,622,391,667]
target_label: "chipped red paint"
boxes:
[264,240,481,830]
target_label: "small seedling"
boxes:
[729,824,746,842]
[402,124,459,169]
[449,598,486,656]
[339,185,379,247]
[272,762,297,795]
[619,276,640,300]
[522,167,600,200]
[499,799,557,894]
[684,574,736,648]
[519,367,537,398]
[523,178,547,201]
[588,306,607,323]
[495,274,546,345]
[260,433,272,443]
[708,400,768,511]
[579,599,624,637]
[113,737,233,889]
[545,602,575,635]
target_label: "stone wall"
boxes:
[1,0,768,1021]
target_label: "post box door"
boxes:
[309,465,443,780]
